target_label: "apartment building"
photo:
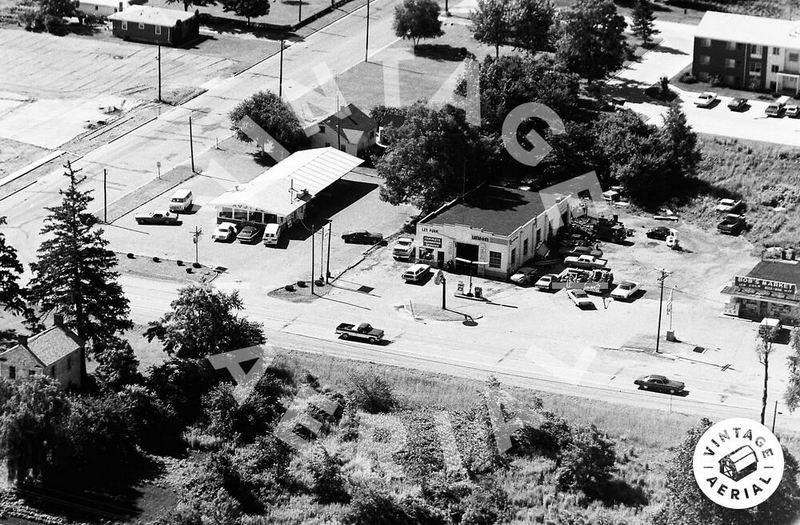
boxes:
[693,11,800,93]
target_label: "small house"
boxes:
[308,104,377,158]
[75,0,129,19]
[109,6,199,46]
[0,315,83,390]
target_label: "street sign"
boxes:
[434,270,443,285]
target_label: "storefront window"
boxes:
[233,209,248,221]
[419,247,435,261]
[489,251,501,268]
[511,248,516,266]
[249,211,264,223]
[219,207,233,219]
[523,238,529,256]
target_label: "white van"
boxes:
[402,263,430,283]
[766,96,791,117]
[169,189,193,212]
[262,223,283,246]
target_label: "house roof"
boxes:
[423,186,553,237]
[26,325,83,367]
[747,260,800,288]
[321,104,376,134]
[209,147,363,217]
[78,0,128,9]
[695,11,800,50]
[109,5,195,25]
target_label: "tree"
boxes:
[631,0,660,46]
[145,285,265,360]
[785,327,800,411]
[555,0,628,82]
[393,0,444,53]
[0,217,28,319]
[757,324,780,425]
[471,0,511,59]
[509,0,554,53]
[229,91,308,158]
[658,103,701,181]
[94,338,143,391]
[654,419,800,525]
[146,356,218,426]
[306,446,350,503]
[221,0,269,24]
[555,424,616,498]
[28,165,132,381]
[165,0,215,12]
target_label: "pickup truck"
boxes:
[335,322,385,344]
[564,254,608,270]
[717,214,746,235]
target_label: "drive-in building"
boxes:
[209,147,363,230]
[721,258,800,323]
[414,185,574,279]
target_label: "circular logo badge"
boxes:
[692,418,784,509]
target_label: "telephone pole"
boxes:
[311,223,316,295]
[189,116,195,173]
[103,168,108,223]
[279,40,285,98]
[192,227,202,265]
[157,44,162,102]
[655,268,672,354]
[326,221,332,282]
[365,0,370,62]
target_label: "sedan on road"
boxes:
[727,98,748,112]
[611,280,640,301]
[694,92,717,108]
[212,222,238,242]
[567,289,594,309]
[342,230,384,245]
[634,374,685,394]
[646,226,672,240]
[135,210,180,225]
[237,225,263,244]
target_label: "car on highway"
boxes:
[567,289,594,308]
[727,97,747,112]
[212,222,238,242]
[335,322,385,344]
[342,230,384,245]
[646,226,672,240]
[717,214,746,235]
[694,92,717,108]
[135,210,180,225]
[634,374,685,394]
[237,225,263,244]
[611,280,640,301]
[509,267,537,286]
[392,237,414,259]
[715,198,743,214]
[535,274,560,291]
[787,105,800,118]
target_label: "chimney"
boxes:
[17,335,28,347]
[53,313,64,327]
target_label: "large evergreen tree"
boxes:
[0,217,31,334]
[631,0,660,46]
[28,165,132,380]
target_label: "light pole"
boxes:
[326,221,332,282]
[103,168,107,223]
[311,223,316,295]
[279,39,285,98]
[365,0,370,62]
[298,0,302,23]
[157,161,161,180]
[157,44,162,102]
[772,400,783,432]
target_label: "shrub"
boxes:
[306,446,350,504]
[348,371,400,413]
[460,482,510,525]
[341,485,413,525]
[118,384,183,454]
[555,424,617,499]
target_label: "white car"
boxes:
[715,198,743,213]
[611,280,640,301]
[787,105,800,118]
[694,92,717,107]
[567,289,594,308]
[392,237,414,259]
[510,267,537,285]
[212,222,238,242]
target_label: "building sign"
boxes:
[422,236,442,249]
[734,276,797,295]
[420,226,439,234]
[471,234,490,243]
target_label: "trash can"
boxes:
[474,287,482,299]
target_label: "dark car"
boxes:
[646,226,671,240]
[727,98,748,112]
[135,210,180,225]
[342,230,384,245]
[634,374,685,394]
[237,225,263,244]
[717,214,746,235]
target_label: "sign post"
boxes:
[435,270,445,309]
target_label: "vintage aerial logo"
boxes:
[692,418,784,509]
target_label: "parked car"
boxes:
[634,374,685,394]
[212,222,238,242]
[135,210,179,225]
[564,254,608,270]
[402,263,430,283]
[786,105,800,118]
[562,245,604,258]
[237,225,263,244]
[715,198,743,214]
[510,267,537,285]
[611,280,640,301]
[694,92,717,108]
[766,96,791,117]
[646,226,672,240]
[392,237,414,259]
[342,230,384,245]
[567,289,594,308]
[717,214,746,235]
[727,98,748,112]
[335,322,384,344]
[535,274,560,291]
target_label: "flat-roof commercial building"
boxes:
[109,6,199,46]
[209,147,363,230]
[693,11,800,93]
[414,186,574,279]
[721,259,800,323]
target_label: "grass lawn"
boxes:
[681,134,800,248]
[147,0,335,27]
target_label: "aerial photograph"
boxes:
[1,0,800,522]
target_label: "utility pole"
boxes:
[655,268,672,354]
[336,88,341,151]
[189,116,195,173]
[298,0,302,23]
[192,226,202,265]
[103,168,107,223]
[311,223,315,295]
[319,226,325,282]
[326,221,332,282]
[157,44,162,102]
[279,39,285,98]
[441,275,446,309]
[365,0,370,62]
